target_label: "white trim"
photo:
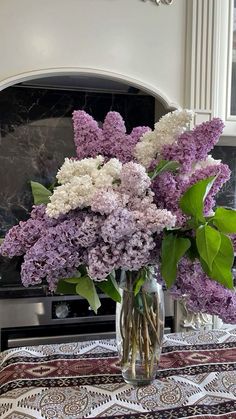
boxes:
[226,0,234,120]
[185,0,215,124]
[212,0,236,135]
[0,67,179,111]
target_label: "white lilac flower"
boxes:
[48,157,122,218]
[46,176,95,218]
[94,172,114,188]
[100,158,122,179]
[56,155,104,184]
[134,109,194,167]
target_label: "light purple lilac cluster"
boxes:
[0,162,176,290]
[72,110,150,163]
[171,258,236,324]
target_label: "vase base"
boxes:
[122,371,155,386]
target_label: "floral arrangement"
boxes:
[1,109,236,324]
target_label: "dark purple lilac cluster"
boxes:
[72,110,150,163]
[161,118,224,173]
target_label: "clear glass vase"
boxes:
[116,269,164,386]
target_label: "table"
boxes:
[0,328,236,418]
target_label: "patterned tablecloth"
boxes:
[0,328,236,419]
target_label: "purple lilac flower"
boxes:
[88,229,156,280]
[87,243,121,280]
[72,110,150,163]
[101,208,136,244]
[161,131,197,173]
[161,118,224,173]
[130,126,151,143]
[91,189,120,215]
[102,111,126,138]
[170,258,236,324]
[21,215,85,291]
[151,172,188,226]
[120,161,151,196]
[74,214,103,248]
[72,110,104,159]
[102,112,150,163]
[0,205,58,257]
[121,231,155,271]
[133,208,176,233]
[194,118,225,160]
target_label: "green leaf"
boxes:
[96,274,121,303]
[161,234,191,288]
[196,225,221,270]
[56,279,77,295]
[179,176,216,222]
[64,277,81,284]
[76,276,101,314]
[0,238,4,245]
[148,160,180,180]
[213,207,236,233]
[133,268,149,296]
[200,233,234,289]
[30,181,52,205]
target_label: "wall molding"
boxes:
[186,0,236,137]
[185,0,215,125]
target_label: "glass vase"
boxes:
[116,269,164,386]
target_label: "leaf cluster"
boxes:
[161,176,236,290]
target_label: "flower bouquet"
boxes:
[1,109,236,385]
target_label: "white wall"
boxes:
[0,0,187,108]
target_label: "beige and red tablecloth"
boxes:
[0,328,236,418]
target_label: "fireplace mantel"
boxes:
[0,0,186,108]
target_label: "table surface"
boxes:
[0,328,236,419]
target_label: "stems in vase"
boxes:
[117,270,164,385]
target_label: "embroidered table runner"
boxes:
[0,328,236,418]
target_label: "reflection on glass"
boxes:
[231,0,236,115]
